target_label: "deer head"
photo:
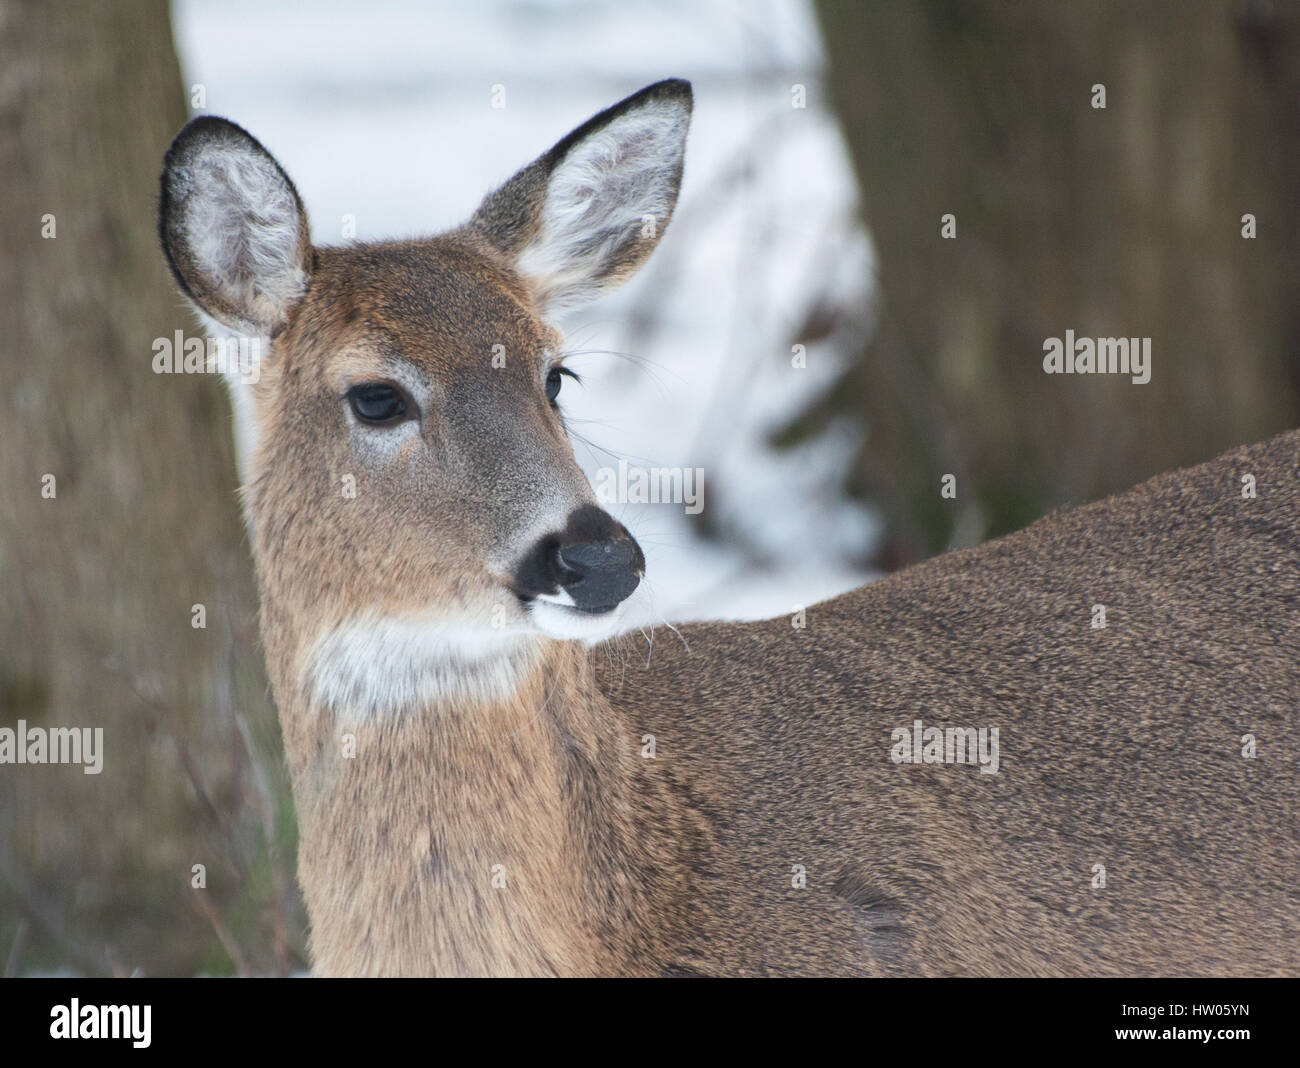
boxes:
[158,80,692,715]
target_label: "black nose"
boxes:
[514,505,645,614]
[553,538,642,611]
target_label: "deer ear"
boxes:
[158,117,312,335]
[471,78,692,317]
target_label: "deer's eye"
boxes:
[546,366,580,404]
[347,383,408,425]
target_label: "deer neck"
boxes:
[271,626,673,976]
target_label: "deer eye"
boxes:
[546,366,580,404]
[347,383,408,425]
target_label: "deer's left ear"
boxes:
[470,78,692,317]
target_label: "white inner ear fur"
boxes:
[517,99,688,315]
[172,141,309,330]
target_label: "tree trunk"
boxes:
[0,0,299,974]
[805,0,1300,565]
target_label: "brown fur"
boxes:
[598,429,1300,975]
[159,82,1299,976]
[275,429,1300,976]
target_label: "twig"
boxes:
[4,918,28,978]
[191,890,253,977]
[0,848,120,976]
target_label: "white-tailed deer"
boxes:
[159,80,1299,976]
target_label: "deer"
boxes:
[158,78,1300,977]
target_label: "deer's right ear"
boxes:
[158,117,312,335]
[470,78,692,318]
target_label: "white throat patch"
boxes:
[303,615,541,720]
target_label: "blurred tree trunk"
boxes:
[0,1,298,974]
[803,0,1300,566]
